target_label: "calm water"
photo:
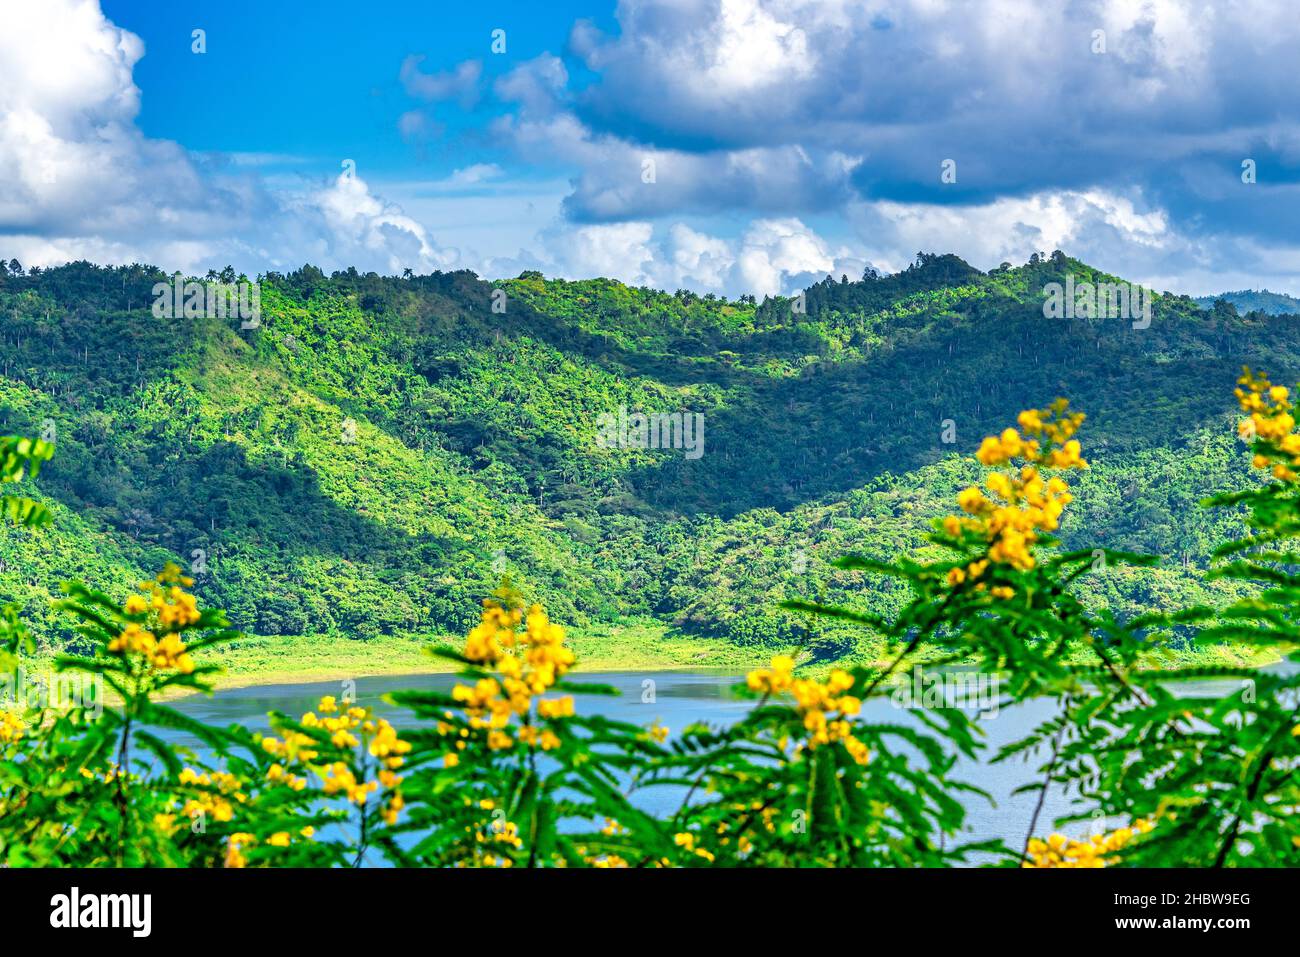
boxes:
[164,663,1296,860]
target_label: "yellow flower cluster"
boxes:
[746,655,869,765]
[537,696,575,720]
[1236,368,1300,481]
[225,832,254,868]
[221,827,313,868]
[674,831,716,863]
[945,400,1088,575]
[516,724,561,750]
[177,767,246,824]
[260,697,410,823]
[1024,819,1155,868]
[265,763,308,791]
[442,599,576,765]
[130,563,202,626]
[462,600,576,689]
[109,564,201,672]
[301,701,368,749]
[321,761,378,805]
[449,798,525,864]
[368,715,412,823]
[0,710,22,744]
[259,728,319,763]
[381,791,405,826]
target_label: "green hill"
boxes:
[1195,288,1300,316]
[0,251,1288,675]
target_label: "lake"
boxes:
[159,662,1293,861]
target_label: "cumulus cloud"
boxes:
[478,0,1300,293]
[0,0,460,277]
[849,190,1169,273]
[494,54,569,115]
[503,217,867,299]
[564,0,1300,200]
[466,0,1300,272]
[494,111,862,222]
[10,0,1300,299]
[302,171,459,274]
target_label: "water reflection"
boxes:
[162,661,1296,863]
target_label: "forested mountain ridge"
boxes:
[0,251,1291,661]
[1195,288,1300,317]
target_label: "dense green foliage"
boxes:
[1,369,1296,868]
[0,252,1294,664]
[1195,289,1300,317]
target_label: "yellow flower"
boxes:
[0,711,23,744]
[957,486,989,514]
[1023,819,1154,868]
[1237,369,1300,481]
[537,696,575,720]
[746,659,867,762]
[746,654,796,693]
[224,832,255,868]
[941,403,1086,573]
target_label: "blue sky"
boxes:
[5,0,1300,298]
[102,0,610,178]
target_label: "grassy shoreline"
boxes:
[184,620,770,696]
[39,618,1286,702]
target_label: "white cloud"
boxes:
[551,222,657,285]
[307,171,459,274]
[510,217,866,299]
[844,187,1300,298]
[398,56,482,106]
[666,223,733,291]
[494,111,862,221]
[11,0,1300,301]
[0,0,462,277]
[440,164,503,188]
[494,54,569,115]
